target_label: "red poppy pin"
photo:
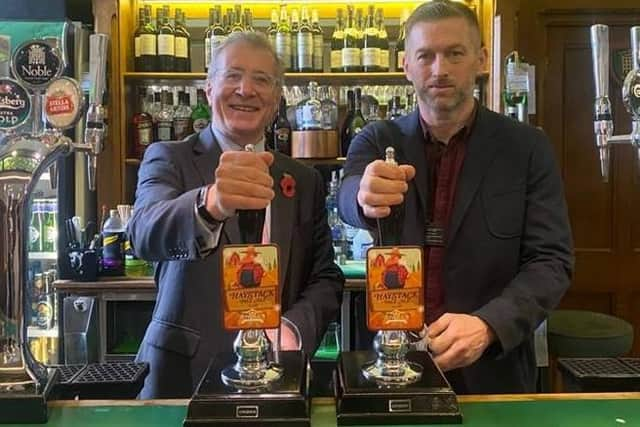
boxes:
[280,173,296,198]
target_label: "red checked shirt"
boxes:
[420,103,477,324]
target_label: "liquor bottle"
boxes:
[157,7,175,72]
[342,5,361,72]
[102,209,126,276]
[396,9,409,71]
[139,6,157,72]
[330,9,344,72]
[192,88,211,133]
[503,51,529,123]
[276,5,292,71]
[388,95,404,120]
[156,89,174,140]
[204,8,214,72]
[376,9,389,72]
[297,7,313,72]
[319,85,338,130]
[134,8,144,71]
[244,9,255,32]
[173,91,193,140]
[326,171,347,264]
[290,8,300,72]
[267,9,278,48]
[311,10,323,72]
[273,96,292,156]
[174,9,191,72]
[362,5,380,72]
[132,87,154,158]
[341,88,365,156]
[297,81,322,130]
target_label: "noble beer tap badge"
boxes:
[366,246,424,331]
[221,244,280,330]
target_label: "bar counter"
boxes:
[3,393,638,426]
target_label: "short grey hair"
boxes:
[406,0,482,48]
[207,32,284,90]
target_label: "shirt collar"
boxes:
[419,100,478,145]
[210,124,266,152]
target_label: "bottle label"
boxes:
[136,121,153,146]
[397,51,405,70]
[313,35,323,70]
[29,226,40,245]
[205,38,211,69]
[102,231,125,274]
[134,36,141,58]
[157,122,172,140]
[193,117,210,132]
[302,104,322,129]
[173,117,192,140]
[342,47,361,67]
[506,64,530,92]
[175,37,188,59]
[330,50,341,69]
[275,33,292,68]
[36,300,53,329]
[274,127,291,152]
[158,34,175,56]
[140,34,156,56]
[380,49,389,69]
[362,47,380,67]
[297,32,313,69]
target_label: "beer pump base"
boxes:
[184,351,310,427]
[0,367,58,424]
[335,351,462,425]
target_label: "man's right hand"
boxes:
[206,151,275,221]
[357,160,416,218]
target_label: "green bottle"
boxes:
[192,89,211,133]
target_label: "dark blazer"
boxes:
[338,107,574,394]
[129,128,344,398]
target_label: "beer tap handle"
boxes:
[237,144,267,245]
[590,24,614,181]
[631,26,640,72]
[84,33,109,191]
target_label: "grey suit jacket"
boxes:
[129,128,344,398]
[338,107,574,394]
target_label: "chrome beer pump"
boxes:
[590,25,640,182]
[0,33,108,423]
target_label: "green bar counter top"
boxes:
[3,393,638,426]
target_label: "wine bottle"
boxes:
[342,5,361,72]
[330,9,344,72]
[311,9,324,72]
[276,5,292,71]
[204,8,214,72]
[376,8,389,72]
[362,5,380,72]
[396,9,409,71]
[297,7,313,72]
[157,7,175,72]
[273,96,292,156]
[139,6,157,72]
[174,9,191,72]
[290,8,300,72]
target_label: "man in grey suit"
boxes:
[129,32,344,399]
[338,0,573,393]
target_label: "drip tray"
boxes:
[52,362,149,399]
[558,358,640,392]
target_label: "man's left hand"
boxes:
[427,313,496,372]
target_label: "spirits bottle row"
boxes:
[130,86,210,158]
[133,3,413,73]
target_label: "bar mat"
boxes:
[51,362,149,399]
[558,358,640,392]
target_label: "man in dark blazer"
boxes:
[129,32,344,399]
[338,0,573,394]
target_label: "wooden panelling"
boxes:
[511,0,640,355]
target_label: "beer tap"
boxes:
[590,25,640,182]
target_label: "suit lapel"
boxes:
[269,154,295,291]
[192,127,241,244]
[398,111,428,218]
[447,107,501,246]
